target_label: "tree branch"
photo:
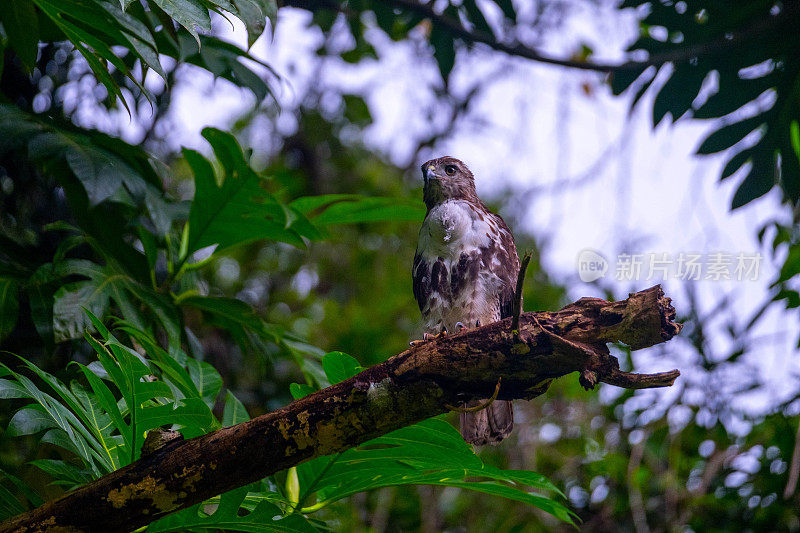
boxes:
[1,285,682,533]
[380,0,797,74]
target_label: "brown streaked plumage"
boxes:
[412,156,520,445]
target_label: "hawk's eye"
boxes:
[444,165,457,176]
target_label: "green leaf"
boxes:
[29,459,93,488]
[180,296,282,345]
[720,148,754,180]
[52,281,110,342]
[462,1,493,36]
[169,33,274,100]
[696,116,766,155]
[184,133,315,255]
[295,418,571,522]
[34,0,137,109]
[147,484,320,532]
[0,378,30,399]
[77,363,132,457]
[70,381,123,469]
[151,0,211,44]
[342,94,372,126]
[0,468,43,520]
[652,64,707,126]
[136,398,216,437]
[0,363,106,474]
[231,0,265,47]
[7,406,57,436]
[0,482,25,522]
[290,195,425,225]
[289,383,316,400]
[610,65,649,96]
[186,358,223,408]
[492,0,516,20]
[0,0,40,69]
[430,24,456,80]
[693,72,775,119]
[0,279,19,341]
[731,151,775,209]
[222,390,250,426]
[321,352,362,384]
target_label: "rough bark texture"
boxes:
[1,285,682,533]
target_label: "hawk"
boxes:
[412,156,520,445]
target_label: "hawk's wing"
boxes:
[412,252,427,313]
[485,210,521,320]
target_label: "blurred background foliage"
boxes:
[1,0,800,531]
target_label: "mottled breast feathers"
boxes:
[412,198,520,333]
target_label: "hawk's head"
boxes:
[421,156,477,209]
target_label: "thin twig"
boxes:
[445,378,502,413]
[381,0,796,74]
[600,368,681,389]
[627,439,651,533]
[784,417,800,500]
[511,251,532,339]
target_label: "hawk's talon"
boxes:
[475,320,481,328]
[409,328,447,347]
[455,321,467,332]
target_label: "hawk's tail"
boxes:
[459,400,514,445]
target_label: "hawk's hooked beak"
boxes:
[424,165,438,184]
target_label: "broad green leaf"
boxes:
[0,468,43,520]
[430,24,456,80]
[136,398,216,437]
[231,0,266,47]
[15,360,115,471]
[462,1,493,36]
[289,383,316,400]
[77,363,132,456]
[697,116,766,155]
[295,418,570,521]
[7,406,57,436]
[183,134,313,255]
[70,381,123,469]
[162,33,274,101]
[493,0,516,20]
[289,194,425,225]
[29,459,93,488]
[186,358,223,408]
[180,296,283,345]
[0,0,39,69]
[731,151,775,209]
[222,390,250,426]
[147,484,319,532]
[0,482,25,521]
[34,0,136,109]
[720,148,754,180]
[52,281,110,342]
[653,64,707,126]
[321,351,362,384]
[1,366,106,474]
[0,378,29,399]
[151,0,211,44]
